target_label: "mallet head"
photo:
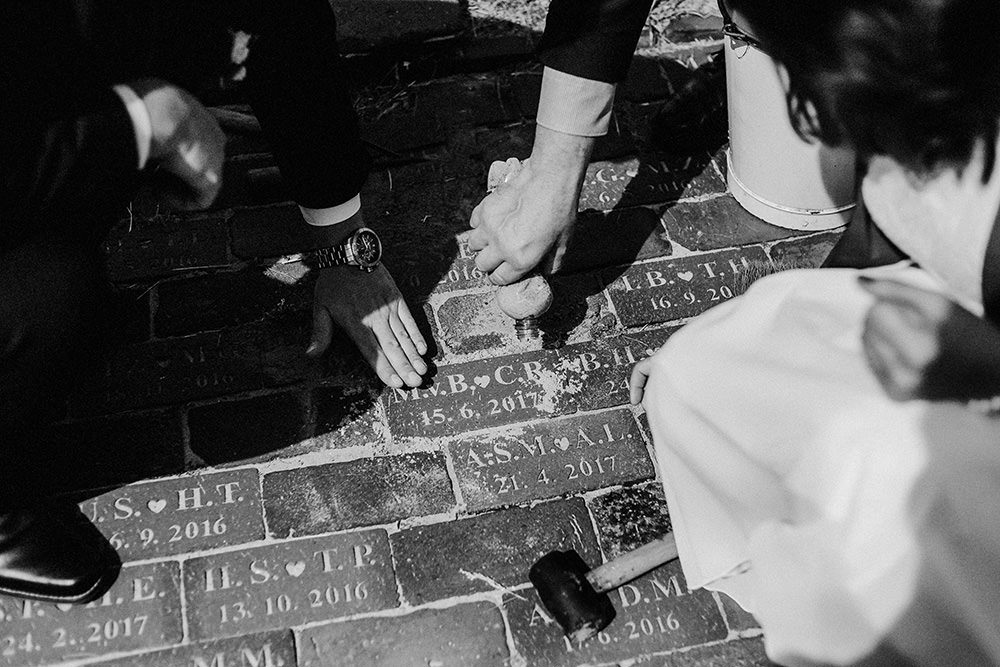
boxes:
[529,549,616,643]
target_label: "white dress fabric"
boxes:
[644,143,1000,666]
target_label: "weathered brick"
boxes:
[154,270,313,337]
[188,392,310,466]
[769,230,843,270]
[39,411,185,493]
[507,563,727,666]
[92,629,295,667]
[649,637,772,666]
[719,593,761,633]
[0,562,182,666]
[383,332,677,439]
[298,602,508,666]
[432,274,615,356]
[79,469,264,561]
[184,530,398,641]
[560,208,673,275]
[263,453,454,537]
[451,409,653,511]
[413,78,522,130]
[104,213,230,282]
[333,0,466,54]
[589,483,673,559]
[310,384,386,450]
[604,246,770,327]
[578,153,726,212]
[660,196,805,251]
[390,498,600,605]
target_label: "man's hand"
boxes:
[629,356,654,406]
[307,264,428,389]
[467,125,595,285]
[131,78,225,210]
[859,276,1000,402]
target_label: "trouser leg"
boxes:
[0,232,115,506]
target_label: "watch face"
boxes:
[351,229,382,267]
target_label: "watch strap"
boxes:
[312,243,349,270]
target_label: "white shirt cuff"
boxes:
[536,67,617,138]
[112,84,152,169]
[299,194,362,226]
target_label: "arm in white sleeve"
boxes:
[112,84,153,169]
[536,66,617,138]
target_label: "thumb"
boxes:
[306,307,333,358]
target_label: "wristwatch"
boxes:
[309,227,383,272]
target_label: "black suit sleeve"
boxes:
[538,0,655,83]
[1,2,141,241]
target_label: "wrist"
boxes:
[530,125,595,185]
[304,209,365,248]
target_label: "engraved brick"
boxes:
[382,349,576,439]
[647,637,771,666]
[660,196,804,252]
[184,530,398,641]
[451,409,653,511]
[0,562,182,666]
[104,213,230,282]
[40,411,184,493]
[154,271,313,337]
[435,291,505,355]
[263,453,454,537]
[79,469,264,561]
[92,629,296,667]
[188,392,310,465]
[506,563,727,666]
[560,208,673,275]
[537,273,619,347]
[578,153,725,212]
[298,602,508,666]
[70,316,328,416]
[383,333,675,439]
[604,247,770,327]
[769,231,843,270]
[588,483,673,559]
[390,498,600,605]
[426,234,490,296]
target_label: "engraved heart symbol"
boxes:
[285,560,306,577]
[554,437,571,451]
[677,271,694,282]
[147,499,167,513]
[474,375,491,389]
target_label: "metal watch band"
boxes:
[312,244,348,270]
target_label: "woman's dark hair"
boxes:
[726,0,1000,181]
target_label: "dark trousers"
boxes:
[0,0,367,504]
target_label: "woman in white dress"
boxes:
[630,0,1000,664]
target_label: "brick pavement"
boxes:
[10,3,845,665]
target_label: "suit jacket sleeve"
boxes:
[1,2,140,238]
[538,0,655,83]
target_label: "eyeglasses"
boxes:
[718,0,764,51]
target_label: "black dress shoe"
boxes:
[0,500,120,603]
[649,49,728,154]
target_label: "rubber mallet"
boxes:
[529,532,678,643]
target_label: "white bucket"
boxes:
[725,35,856,230]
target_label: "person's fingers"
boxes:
[370,316,422,387]
[389,309,427,376]
[397,301,428,356]
[858,277,939,318]
[467,226,488,252]
[306,306,334,358]
[629,359,652,405]
[486,262,526,286]
[474,245,503,274]
[348,321,404,388]
[486,160,510,192]
[469,201,484,229]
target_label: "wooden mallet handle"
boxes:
[586,533,678,593]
